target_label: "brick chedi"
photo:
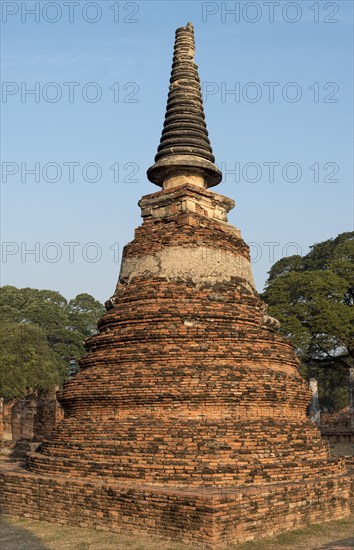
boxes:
[1,22,353,548]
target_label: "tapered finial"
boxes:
[147,23,222,189]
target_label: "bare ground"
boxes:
[1,514,353,550]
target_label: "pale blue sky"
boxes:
[1,0,353,302]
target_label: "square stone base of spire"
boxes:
[1,463,353,548]
[139,183,237,228]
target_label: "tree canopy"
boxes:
[262,232,354,411]
[0,286,105,400]
[0,323,66,400]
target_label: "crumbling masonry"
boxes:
[1,23,353,547]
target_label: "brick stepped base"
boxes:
[1,462,353,548]
[26,417,342,485]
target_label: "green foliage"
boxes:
[0,323,68,400]
[262,232,354,411]
[0,286,105,400]
[317,369,349,412]
[68,293,106,338]
[0,286,105,360]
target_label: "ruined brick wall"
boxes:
[11,399,37,441]
[1,400,15,441]
[2,390,63,443]
[321,407,350,429]
[33,388,64,441]
[320,407,353,443]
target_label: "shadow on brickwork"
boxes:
[9,440,41,461]
[0,517,50,550]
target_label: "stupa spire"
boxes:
[147,22,222,189]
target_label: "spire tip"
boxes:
[148,21,222,189]
[176,21,194,33]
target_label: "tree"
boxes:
[0,323,67,400]
[68,293,106,338]
[262,232,354,413]
[0,286,105,361]
[0,287,105,400]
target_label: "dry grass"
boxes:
[229,517,354,549]
[1,514,353,550]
